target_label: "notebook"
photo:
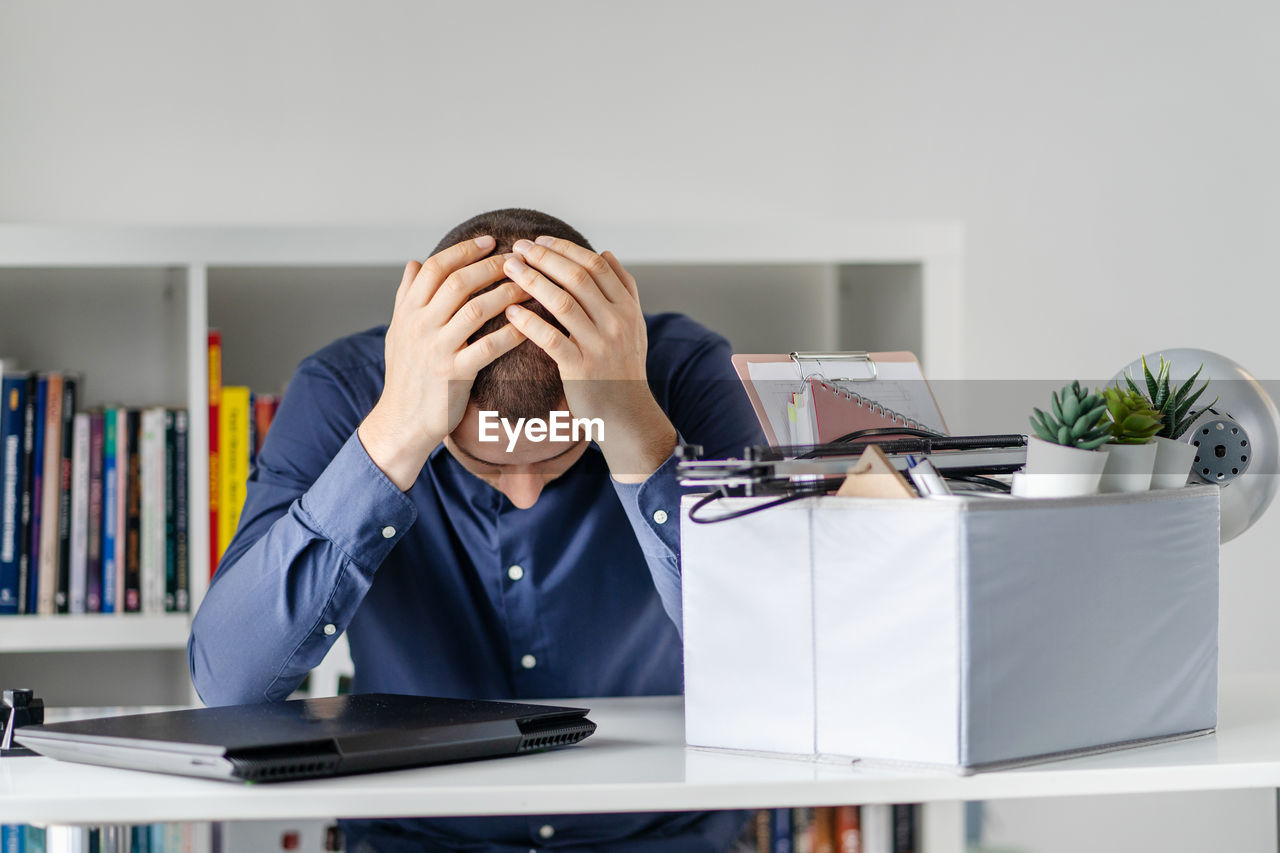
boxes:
[731,352,948,446]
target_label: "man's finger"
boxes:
[510,239,615,318]
[395,260,422,310]
[503,303,580,366]
[456,322,527,377]
[406,235,496,305]
[502,255,598,343]
[423,254,511,321]
[528,236,630,303]
[438,281,525,349]
[601,251,639,301]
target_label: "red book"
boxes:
[208,329,222,579]
[836,806,861,853]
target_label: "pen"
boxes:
[906,455,951,497]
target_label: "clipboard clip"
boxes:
[789,351,879,382]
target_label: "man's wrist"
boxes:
[599,399,677,484]
[357,405,439,492]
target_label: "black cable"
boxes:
[687,485,832,524]
[830,426,946,444]
[945,475,1012,493]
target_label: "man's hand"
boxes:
[359,235,527,490]
[502,237,677,483]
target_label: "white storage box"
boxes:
[681,486,1220,772]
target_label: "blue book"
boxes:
[25,376,47,615]
[101,408,118,614]
[772,808,793,853]
[0,373,29,613]
[2,824,25,853]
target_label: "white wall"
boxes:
[4,2,1278,848]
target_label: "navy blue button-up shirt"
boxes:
[189,312,765,852]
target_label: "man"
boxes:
[188,209,765,851]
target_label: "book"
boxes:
[54,374,77,613]
[793,807,814,853]
[140,406,166,613]
[15,375,36,614]
[164,409,177,611]
[218,386,250,561]
[835,806,861,853]
[891,805,915,853]
[124,409,142,612]
[208,329,221,579]
[253,393,279,458]
[173,410,189,612]
[86,411,105,612]
[69,411,90,614]
[114,407,130,613]
[813,807,837,853]
[0,373,29,613]
[37,372,62,615]
[25,375,47,615]
[101,407,119,614]
[771,809,793,853]
[860,805,891,853]
[755,809,771,853]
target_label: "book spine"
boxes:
[25,376,47,615]
[37,372,62,615]
[101,408,118,614]
[218,386,250,562]
[164,410,176,611]
[835,806,861,853]
[794,807,814,853]
[207,329,221,579]
[1,824,24,853]
[173,410,189,612]
[755,810,772,853]
[253,393,279,458]
[860,805,892,853]
[140,407,165,614]
[772,809,793,853]
[247,391,257,472]
[813,807,837,853]
[124,409,141,613]
[0,374,28,614]
[54,374,76,613]
[86,411,104,613]
[890,805,915,853]
[69,411,90,614]
[114,407,129,614]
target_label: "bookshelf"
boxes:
[0,227,962,650]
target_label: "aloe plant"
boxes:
[1124,355,1216,439]
[1098,386,1163,444]
[1029,381,1110,449]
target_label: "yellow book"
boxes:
[217,386,250,560]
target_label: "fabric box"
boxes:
[681,486,1220,771]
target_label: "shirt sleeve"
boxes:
[612,320,766,635]
[188,358,414,706]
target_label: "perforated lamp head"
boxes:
[1115,349,1280,542]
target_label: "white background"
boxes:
[3,2,1278,849]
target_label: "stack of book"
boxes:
[2,822,212,852]
[207,330,280,579]
[0,366,189,616]
[745,804,918,853]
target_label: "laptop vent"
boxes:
[517,726,593,753]
[228,755,341,782]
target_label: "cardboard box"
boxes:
[681,486,1220,771]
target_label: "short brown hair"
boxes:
[431,209,593,421]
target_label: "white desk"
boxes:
[4,675,1280,825]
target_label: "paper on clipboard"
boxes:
[732,352,947,445]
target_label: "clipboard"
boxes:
[731,351,948,445]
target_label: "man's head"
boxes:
[433,208,594,507]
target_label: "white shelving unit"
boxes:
[0,222,964,850]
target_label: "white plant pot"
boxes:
[1098,441,1158,493]
[1017,436,1110,497]
[1150,435,1197,489]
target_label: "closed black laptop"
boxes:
[16,693,596,782]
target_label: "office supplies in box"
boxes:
[680,485,1220,772]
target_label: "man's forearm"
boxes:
[599,396,678,484]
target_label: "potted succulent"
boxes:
[1124,355,1215,489]
[1022,381,1112,497]
[1096,386,1163,492]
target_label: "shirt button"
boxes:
[521,654,537,669]
[653,509,669,525]
[381,526,396,539]
[323,624,336,636]
[538,825,555,840]
[507,564,525,581]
